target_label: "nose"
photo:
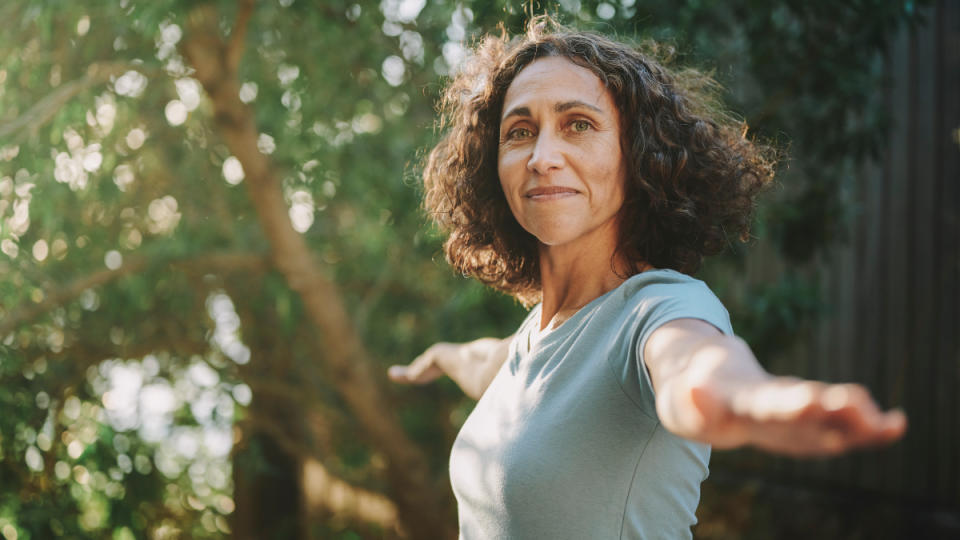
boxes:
[526,132,564,174]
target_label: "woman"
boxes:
[389,18,906,539]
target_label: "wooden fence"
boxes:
[712,0,960,517]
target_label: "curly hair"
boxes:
[423,17,776,306]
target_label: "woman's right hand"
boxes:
[388,337,512,400]
[388,342,459,385]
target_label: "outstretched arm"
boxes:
[388,336,513,400]
[645,319,907,457]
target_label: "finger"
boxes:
[745,403,906,457]
[819,429,847,454]
[821,384,883,419]
[406,353,437,380]
[734,380,817,422]
[818,406,907,452]
[819,385,901,439]
[387,365,412,382]
[877,408,908,441]
[850,410,908,449]
[389,355,444,385]
[389,364,441,384]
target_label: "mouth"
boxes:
[524,186,579,201]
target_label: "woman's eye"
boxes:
[571,120,592,132]
[507,127,533,140]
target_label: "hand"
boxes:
[688,377,907,457]
[388,337,510,400]
[388,342,459,386]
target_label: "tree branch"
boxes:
[10,326,211,416]
[0,62,131,141]
[246,377,347,431]
[0,251,268,337]
[245,410,321,461]
[1,258,147,337]
[244,408,399,532]
[227,0,256,74]
[302,457,399,533]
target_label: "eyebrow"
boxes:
[501,100,605,122]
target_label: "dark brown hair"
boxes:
[423,17,776,306]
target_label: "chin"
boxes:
[520,218,590,246]
[528,229,581,247]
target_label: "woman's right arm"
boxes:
[388,336,513,400]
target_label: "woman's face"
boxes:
[497,56,625,251]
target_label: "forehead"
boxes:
[502,56,614,115]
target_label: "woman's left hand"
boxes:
[646,320,907,457]
[687,377,907,457]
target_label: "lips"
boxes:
[524,186,579,201]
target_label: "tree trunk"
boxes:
[181,5,453,538]
[232,431,303,540]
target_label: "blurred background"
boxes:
[0,0,956,538]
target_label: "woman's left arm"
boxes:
[644,319,907,457]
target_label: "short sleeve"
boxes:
[621,276,733,416]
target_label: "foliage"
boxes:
[0,0,925,538]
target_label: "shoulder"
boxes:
[610,270,733,352]
[616,269,725,317]
[621,268,708,291]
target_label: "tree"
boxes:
[0,0,923,538]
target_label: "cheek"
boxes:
[593,157,626,209]
[497,151,524,196]
[496,161,507,190]
[496,158,521,218]
[578,146,623,191]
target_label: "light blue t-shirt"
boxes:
[449,269,733,539]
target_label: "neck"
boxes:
[537,238,630,332]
